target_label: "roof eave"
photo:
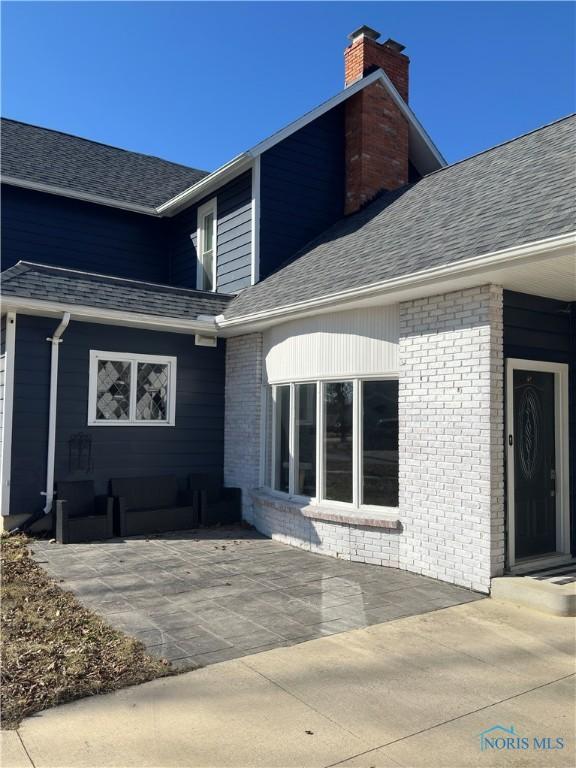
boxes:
[1,296,219,336]
[216,232,576,334]
[157,70,446,215]
[1,175,159,216]
[156,154,253,216]
[2,70,445,216]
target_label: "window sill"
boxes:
[87,421,175,427]
[250,489,402,531]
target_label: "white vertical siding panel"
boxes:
[264,305,399,383]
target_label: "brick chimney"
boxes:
[344,26,410,214]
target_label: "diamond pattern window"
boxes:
[89,352,176,426]
[136,363,169,421]
[96,360,131,420]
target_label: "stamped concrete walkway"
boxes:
[30,528,480,668]
[3,600,574,768]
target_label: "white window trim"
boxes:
[269,376,399,514]
[196,198,218,292]
[250,156,261,285]
[88,350,177,427]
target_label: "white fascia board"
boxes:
[156,155,253,216]
[1,176,158,216]
[375,69,446,170]
[1,297,219,336]
[247,70,384,156]
[2,71,445,218]
[216,232,576,333]
[158,70,446,216]
[155,75,386,217]
[248,69,445,171]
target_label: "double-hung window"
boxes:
[270,378,398,510]
[196,198,217,292]
[88,351,177,426]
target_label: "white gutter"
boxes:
[42,312,70,514]
[1,297,218,336]
[3,70,446,219]
[156,154,252,215]
[216,232,576,331]
[1,176,158,216]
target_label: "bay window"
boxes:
[324,381,353,503]
[273,385,290,492]
[362,380,399,507]
[295,382,317,496]
[269,378,399,510]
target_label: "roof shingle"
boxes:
[1,262,232,320]
[1,118,208,209]
[225,115,576,320]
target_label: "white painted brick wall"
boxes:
[252,495,401,566]
[224,334,263,522]
[398,285,504,592]
[226,286,504,594]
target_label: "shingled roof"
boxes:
[225,115,576,321]
[1,262,232,320]
[1,118,208,209]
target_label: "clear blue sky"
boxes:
[2,1,574,171]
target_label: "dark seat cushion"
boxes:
[56,480,96,518]
[188,473,223,503]
[110,475,179,511]
[117,505,198,536]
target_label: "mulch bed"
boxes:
[1,534,174,729]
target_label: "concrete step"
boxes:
[491,573,576,617]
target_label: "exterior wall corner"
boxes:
[398,284,505,592]
[224,333,264,522]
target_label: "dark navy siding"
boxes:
[503,290,575,554]
[10,315,226,517]
[11,315,50,518]
[0,317,5,465]
[1,185,170,282]
[170,170,252,293]
[259,104,345,279]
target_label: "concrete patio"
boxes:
[31,527,481,668]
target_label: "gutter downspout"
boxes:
[9,312,71,534]
[42,312,70,514]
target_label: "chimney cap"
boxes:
[348,25,381,43]
[382,38,406,53]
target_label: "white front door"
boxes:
[506,359,570,569]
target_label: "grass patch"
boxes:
[1,534,173,729]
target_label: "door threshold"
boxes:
[509,553,574,575]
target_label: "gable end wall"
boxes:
[259,105,345,279]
